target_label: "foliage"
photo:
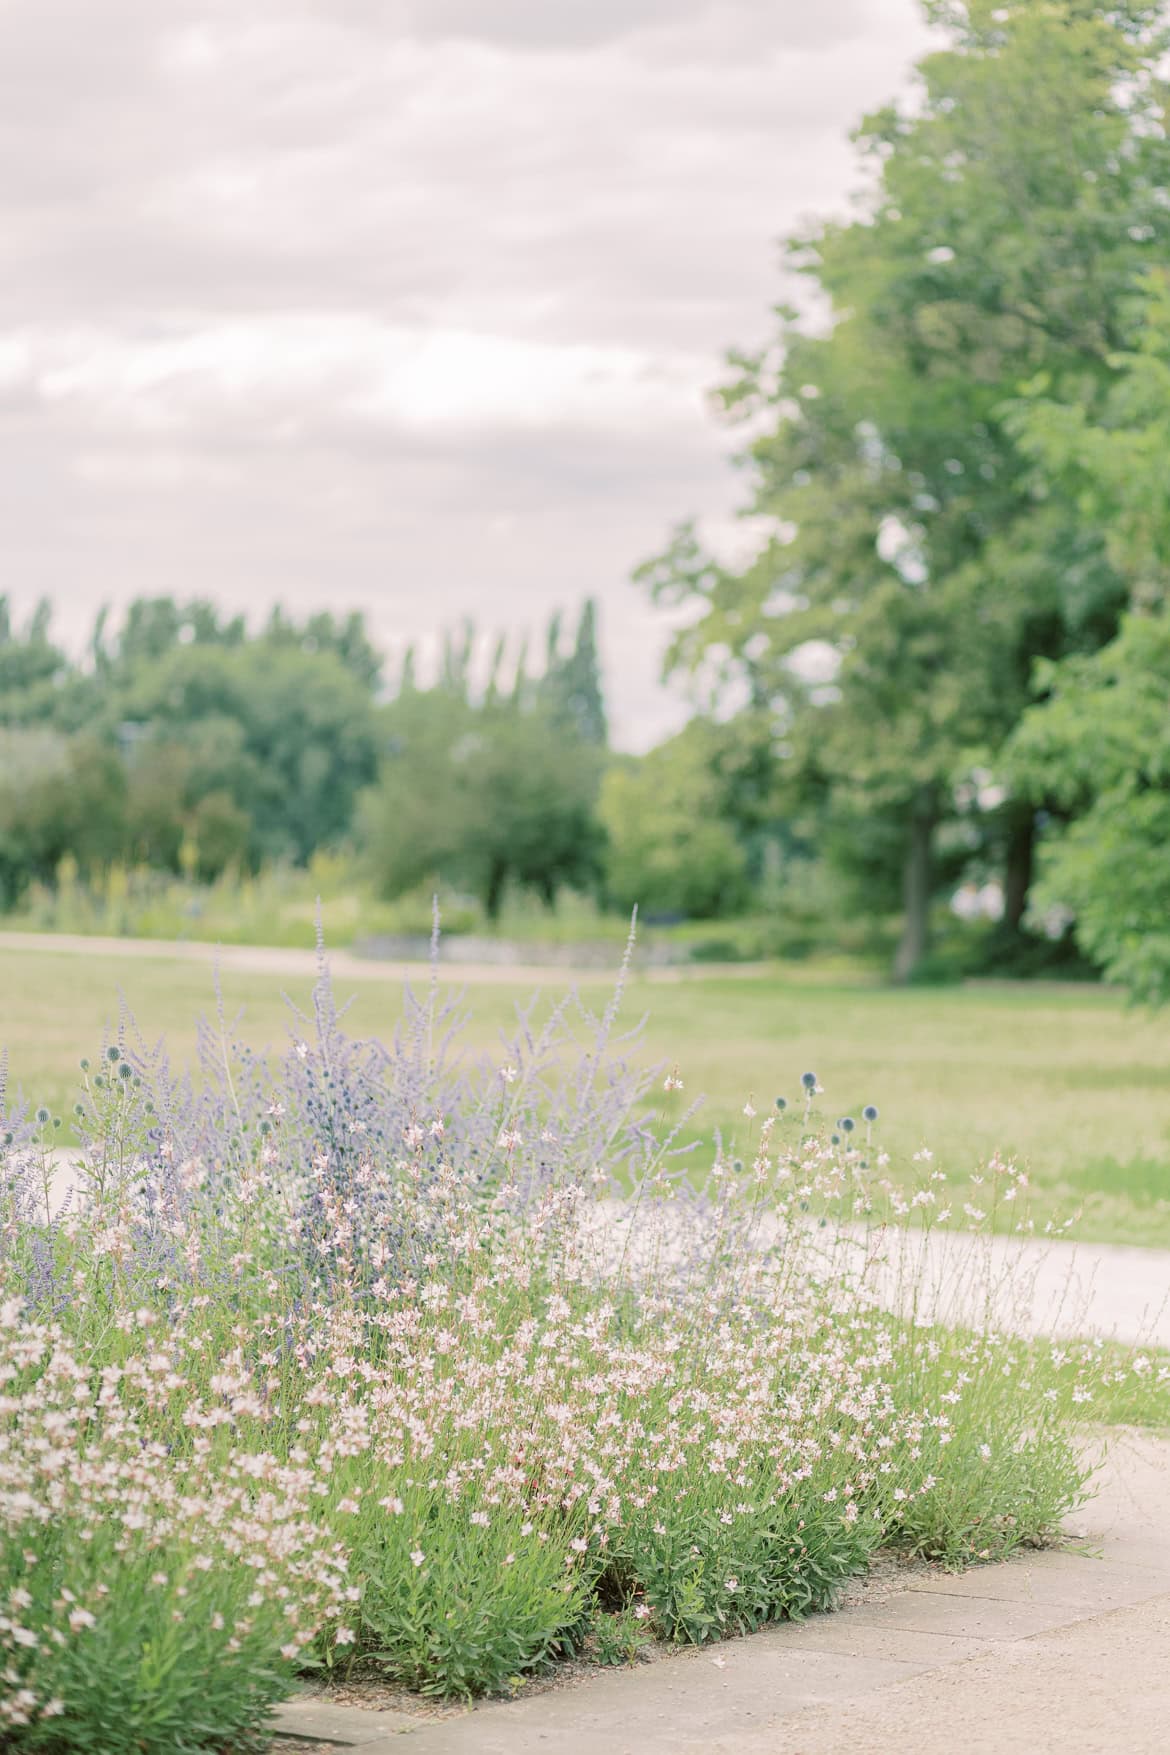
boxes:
[636,0,1169,976]
[0,955,1165,1745]
[996,275,1170,1000]
[1009,612,1170,1002]
[600,723,750,918]
[0,594,616,914]
[362,688,605,918]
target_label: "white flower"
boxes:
[410,1550,425,1568]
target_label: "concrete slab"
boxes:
[906,1552,1170,1611]
[762,1618,991,1666]
[270,1699,419,1746]
[386,1643,930,1755]
[733,1593,1170,1755]
[807,1586,1089,1642]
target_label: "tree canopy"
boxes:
[637,0,1170,977]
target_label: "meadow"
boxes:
[2,938,1167,1246]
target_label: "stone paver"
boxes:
[270,1437,1170,1755]
[269,1700,417,1745]
[742,1594,1170,1755]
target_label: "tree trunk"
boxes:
[485,859,507,921]
[1002,808,1035,935]
[894,806,934,984]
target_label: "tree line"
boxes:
[6,1,1170,995]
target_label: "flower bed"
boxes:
[1,944,1164,1750]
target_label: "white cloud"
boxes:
[0,0,931,748]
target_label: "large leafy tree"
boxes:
[1007,275,1170,998]
[362,687,604,919]
[638,0,1169,977]
[116,642,380,866]
[600,721,750,920]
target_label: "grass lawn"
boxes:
[2,942,1168,1246]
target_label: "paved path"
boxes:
[271,1433,1170,1755]
[0,929,760,987]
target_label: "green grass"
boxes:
[2,943,1169,1245]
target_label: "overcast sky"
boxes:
[0,0,930,749]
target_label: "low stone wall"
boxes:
[352,934,689,969]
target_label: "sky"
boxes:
[0,0,931,750]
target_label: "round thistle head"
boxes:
[863,1104,879,1123]
[105,1044,121,1063]
[775,1096,787,1111]
[841,1116,855,1133]
[35,1107,50,1125]
[801,1071,817,1091]
[118,1062,133,1080]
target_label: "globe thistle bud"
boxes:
[801,1071,817,1091]
[863,1105,879,1123]
[106,1044,121,1063]
[841,1116,855,1134]
[775,1096,787,1111]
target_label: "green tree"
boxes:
[362,689,604,919]
[1005,275,1170,998]
[542,599,608,746]
[117,643,380,864]
[637,0,1168,978]
[1009,613,1170,1001]
[0,731,126,905]
[600,724,749,919]
[0,598,67,724]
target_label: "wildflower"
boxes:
[664,1070,684,1093]
[801,1071,817,1091]
[500,1064,519,1084]
[335,1627,356,1646]
[724,1577,739,1592]
[743,1099,756,1119]
[410,1550,425,1568]
[863,1105,879,1122]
